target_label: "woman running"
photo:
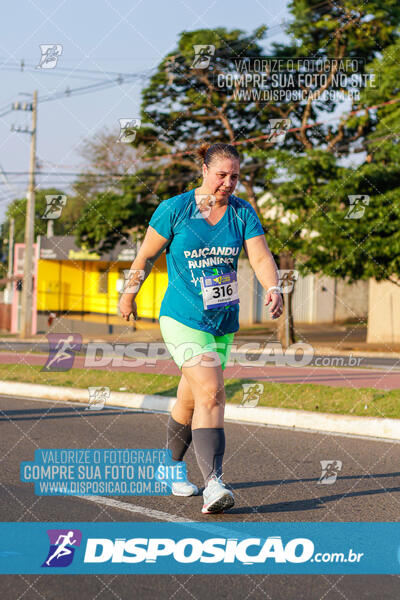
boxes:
[119,142,283,514]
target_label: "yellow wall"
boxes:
[36,253,168,319]
[136,257,168,319]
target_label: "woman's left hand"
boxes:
[265,291,284,319]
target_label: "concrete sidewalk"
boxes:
[1,380,399,441]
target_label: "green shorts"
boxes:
[159,315,235,370]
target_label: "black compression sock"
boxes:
[191,427,225,485]
[167,415,192,461]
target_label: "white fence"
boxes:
[237,259,368,325]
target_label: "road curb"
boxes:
[1,380,399,441]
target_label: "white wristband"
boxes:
[267,286,283,294]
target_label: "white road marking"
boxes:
[79,495,194,522]
[78,495,247,541]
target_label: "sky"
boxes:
[0,0,292,220]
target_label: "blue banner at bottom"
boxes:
[0,522,398,574]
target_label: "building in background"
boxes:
[10,236,167,335]
[10,242,39,335]
[6,233,369,335]
[366,278,400,344]
[237,262,369,326]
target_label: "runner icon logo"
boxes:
[117,119,141,143]
[87,387,110,410]
[318,460,342,485]
[122,269,146,293]
[191,45,215,69]
[345,195,369,219]
[266,119,291,143]
[240,383,264,408]
[37,45,63,69]
[42,195,67,220]
[42,334,82,372]
[192,194,216,219]
[278,269,298,293]
[42,529,82,567]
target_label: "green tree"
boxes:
[75,6,400,343]
[75,24,305,251]
[1,188,68,244]
[290,36,400,284]
[0,187,80,278]
[267,33,400,344]
[259,0,400,343]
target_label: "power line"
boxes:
[0,8,348,114]
[3,94,396,175]
[0,107,13,118]
[0,60,153,78]
[0,67,113,83]
[1,63,155,83]
[0,171,129,177]
[0,67,155,116]
[38,68,152,103]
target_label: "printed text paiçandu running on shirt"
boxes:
[184,246,240,270]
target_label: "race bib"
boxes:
[200,271,240,310]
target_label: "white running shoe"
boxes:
[155,465,198,496]
[202,475,234,514]
[171,480,199,497]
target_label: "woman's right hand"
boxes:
[119,294,137,321]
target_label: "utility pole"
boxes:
[47,219,54,238]
[5,217,14,304]
[19,90,37,338]
[277,252,295,349]
[0,165,17,305]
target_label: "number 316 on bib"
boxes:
[200,271,240,310]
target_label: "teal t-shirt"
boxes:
[148,188,265,335]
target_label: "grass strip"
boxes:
[0,364,398,419]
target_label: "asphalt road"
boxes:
[0,395,399,599]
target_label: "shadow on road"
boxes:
[229,473,400,489]
[228,485,400,514]
[0,407,138,421]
